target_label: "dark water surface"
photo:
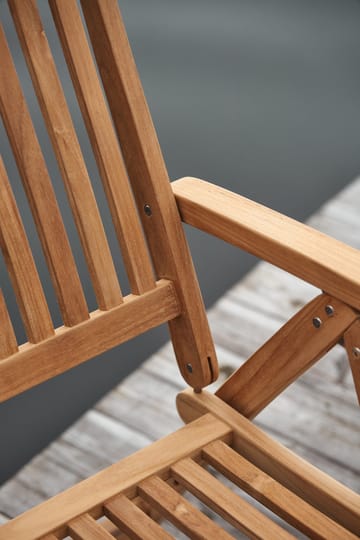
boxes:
[1,0,360,483]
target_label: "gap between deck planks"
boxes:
[0,179,359,534]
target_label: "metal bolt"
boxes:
[352,347,360,358]
[325,305,334,316]
[186,363,193,373]
[312,317,322,328]
[144,204,152,216]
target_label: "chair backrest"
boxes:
[0,0,218,403]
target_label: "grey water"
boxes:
[1,0,360,484]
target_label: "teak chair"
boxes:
[0,1,359,538]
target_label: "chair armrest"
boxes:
[172,177,360,311]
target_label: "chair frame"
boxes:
[0,1,359,538]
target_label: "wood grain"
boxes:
[80,0,218,389]
[8,0,122,311]
[0,24,89,328]
[204,440,357,540]
[49,0,155,296]
[139,475,236,540]
[0,157,53,343]
[216,294,358,417]
[0,289,18,360]
[344,319,360,405]
[0,414,231,540]
[0,280,179,403]
[105,495,172,540]
[171,458,294,540]
[172,177,360,311]
[177,389,360,536]
[69,513,115,540]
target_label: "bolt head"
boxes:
[312,317,322,328]
[352,347,360,358]
[186,363,193,373]
[325,305,334,316]
[144,204,152,216]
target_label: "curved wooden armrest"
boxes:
[172,177,360,311]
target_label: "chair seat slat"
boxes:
[0,289,18,359]
[8,0,122,311]
[105,496,172,540]
[171,458,295,540]
[49,0,155,296]
[203,440,358,540]
[0,158,53,344]
[69,514,115,540]
[0,25,89,327]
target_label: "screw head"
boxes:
[312,317,322,328]
[352,347,360,358]
[325,305,334,316]
[144,204,152,216]
[186,363,193,373]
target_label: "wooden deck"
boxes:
[0,179,360,534]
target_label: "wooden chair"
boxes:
[0,1,359,538]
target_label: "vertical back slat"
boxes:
[0,157,53,343]
[0,24,89,327]
[49,0,155,296]
[81,0,218,389]
[0,289,18,359]
[8,0,122,311]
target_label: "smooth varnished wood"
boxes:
[0,289,18,360]
[173,177,360,311]
[0,157,53,344]
[81,0,218,389]
[171,458,294,540]
[0,280,179,403]
[69,513,115,540]
[8,0,122,311]
[216,293,358,417]
[49,0,155,296]
[0,24,89,328]
[139,475,236,540]
[0,414,231,540]
[344,319,360,404]
[105,495,172,540]
[177,389,360,536]
[203,440,357,540]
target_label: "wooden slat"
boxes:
[0,24,88,328]
[80,0,218,390]
[171,459,294,540]
[49,0,155,296]
[8,0,122,311]
[344,319,360,405]
[0,414,231,540]
[177,389,360,536]
[139,475,236,540]
[0,289,18,360]
[0,279,179,403]
[204,440,357,540]
[216,294,358,418]
[0,157,53,343]
[69,513,115,540]
[172,177,360,311]
[105,495,172,540]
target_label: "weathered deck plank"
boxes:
[0,179,359,531]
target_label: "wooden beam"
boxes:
[0,280,179,403]
[216,294,358,418]
[172,177,360,311]
[344,319,360,405]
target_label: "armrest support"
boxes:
[172,177,360,311]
